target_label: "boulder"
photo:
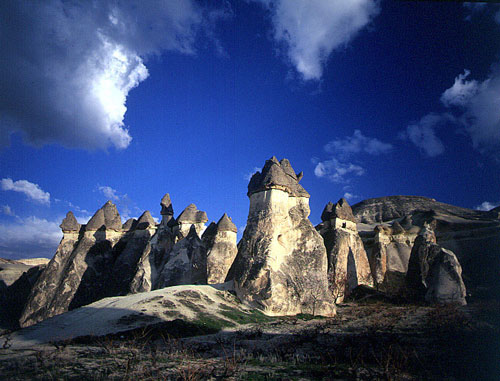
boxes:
[86,200,122,231]
[316,198,373,303]
[205,214,238,284]
[406,225,467,305]
[227,157,335,316]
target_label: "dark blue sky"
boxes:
[1,0,499,258]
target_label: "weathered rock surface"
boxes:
[19,202,127,327]
[406,225,467,305]
[228,157,335,316]
[60,211,81,232]
[354,196,500,298]
[175,203,208,238]
[316,199,373,302]
[157,226,207,287]
[205,214,238,284]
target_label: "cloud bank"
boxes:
[0,216,62,259]
[255,0,379,80]
[0,0,212,150]
[1,178,51,205]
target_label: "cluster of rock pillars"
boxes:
[16,157,473,328]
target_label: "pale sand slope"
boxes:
[4,283,258,349]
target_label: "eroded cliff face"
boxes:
[19,204,126,327]
[316,199,373,303]
[228,157,335,316]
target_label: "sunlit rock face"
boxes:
[227,157,335,316]
[204,214,238,284]
[316,199,373,303]
[406,224,467,305]
[19,202,126,327]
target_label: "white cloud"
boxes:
[314,158,364,183]
[98,186,120,201]
[475,201,500,211]
[440,70,479,107]
[1,205,15,216]
[343,192,360,201]
[441,66,500,157]
[0,216,62,259]
[1,178,50,205]
[255,0,379,80]
[0,1,222,150]
[399,113,454,157]
[324,129,392,157]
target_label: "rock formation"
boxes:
[175,203,208,239]
[316,198,373,302]
[19,201,126,327]
[157,225,207,287]
[406,224,467,305]
[227,157,335,316]
[352,196,500,298]
[204,214,238,284]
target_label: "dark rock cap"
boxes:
[217,213,237,233]
[321,198,356,222]
[160,193,174,216]
[247,157,309,198]
[86,201,122,231]
[176,204,208,224]
[136,211,156,230]
[60,211,80,232]
[122,218,137,231]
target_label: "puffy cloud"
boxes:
[324,129,392,157]
[440,70,479,107]
[1,178,50,205]
[399,113,454,158]
[441,66,500,157]
[98,185,119,201]
[255,0,379,80]
[475,201,500,211]
[0,216,62,259]
[314,158,365,183]
[0,0,217,150]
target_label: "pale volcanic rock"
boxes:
[135,210,156,230]
[205,214,238,284]
[157,225,207,287]
[317,199,373,302]
[228,157,335,316]
[406,225,467,305]
[19,203,127,327]
[122,218,137,231]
